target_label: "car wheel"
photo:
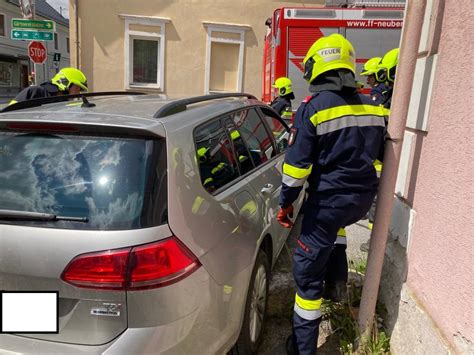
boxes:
[233,250,270,354]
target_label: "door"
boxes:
[227,108,289,257]
[20,64,28,88]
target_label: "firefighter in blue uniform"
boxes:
[361,48,398,236]
[276,34,386,354]
[9,67,88,105]
[360,56,387,105]
[376,48,399,109]
[271,77,295,120]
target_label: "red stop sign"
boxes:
[28,41,47,64]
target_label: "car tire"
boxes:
[232,250,270,354]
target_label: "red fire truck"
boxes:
[262,5,404,104]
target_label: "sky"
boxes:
[45,0,69,19]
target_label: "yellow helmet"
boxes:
[376,48,399,83]
[51,67,88,92]
[360,57,382,76]
[303,34,355,84]
[272,77,293,96]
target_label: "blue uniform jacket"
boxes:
[12,82,59,103]
[370,83,387,105]
[271,96,292,117]
[279,90,387,208]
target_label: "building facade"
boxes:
[380,0,473,353]
[0,0,70,100]
[68,0,322,98]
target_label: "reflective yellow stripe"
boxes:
[295,293,322,311]
[309,104,386,127]
[368,222,373,230]
[374,159,383,173]
[283,162,312,179]
[282,111,293,117]
[239,155,248,162]
[337,228,346,237]
[382,107,391,116]
[211,162,226,174]
[192,196,204,214]
[203,177,213,186]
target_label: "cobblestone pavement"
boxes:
[258,213,371,354]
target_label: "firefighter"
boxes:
[362,48,398,236]
[322,228,348,301]
[271,77,295,120]
[9,67,88,105]
[375,48,399,109]
[360,56,387,104]
[276,34,386,354]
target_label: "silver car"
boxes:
[0,93,303,354]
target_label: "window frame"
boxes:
[120,14,169,91]
[0,13,6,37]
[193,105,289,196]
[231,107,279,166]
[193,115,242,195]
[203,22,250,94]
[256,105,290,156]
[66,37,70,53]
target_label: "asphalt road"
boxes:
[258,213,371,354]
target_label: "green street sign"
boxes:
[11,18,55,31]
[11,30,54,41]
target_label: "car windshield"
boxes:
[0,131,167,230]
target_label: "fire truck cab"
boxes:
[262,4,405,105]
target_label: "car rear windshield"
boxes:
[0,131,167,230]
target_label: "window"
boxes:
[66,37,70,53]
[0,62,13,86]
[54,32,58,50]
[120,14,169,90]
[203,22,250,93]
[0,131,167,231]
[260,107,289,153]
[223,118,254,176]
[132,38,158,84]
[0,14,5,37]
[232,109,275,166]
[194,119,240,193]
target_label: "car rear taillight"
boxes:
[61,237,200,291]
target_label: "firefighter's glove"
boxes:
[277,204,294,228]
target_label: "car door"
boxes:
[228,107,290,260]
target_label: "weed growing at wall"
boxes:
[322,258,391,354]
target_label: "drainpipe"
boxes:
[74,0,80,68]
[357,0,427,338]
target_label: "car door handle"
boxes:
[260,184,274,195]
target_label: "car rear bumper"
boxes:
[0,267,243,354]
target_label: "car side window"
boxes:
[194,119,240,193]
[260,107,289,153]
[232,109,275,165]
[223,118,254,176]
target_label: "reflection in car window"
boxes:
[195,119,240,193]
[232,109,274,164]
[223,118,254,176]
[261,108,288,153]
[0,132,167,230]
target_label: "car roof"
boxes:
[0,94,266,134]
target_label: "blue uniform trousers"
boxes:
[291,191,375,355]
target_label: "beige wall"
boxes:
[69,0,322,98]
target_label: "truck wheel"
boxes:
[233,250,270,354]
